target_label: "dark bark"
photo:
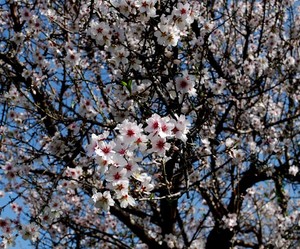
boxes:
[160,157,179,236]
[206,227,234,249]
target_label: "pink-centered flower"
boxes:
[86,132,110,156]
[95,140,116,164]
[124,158,140,177]
[148,136,170,156]
[113,136,133,166]
[175,71,196,96]
[171,114,190,142]
[95,157,109,174]
[154,22,180,47]
[145,113,161,134]
[138,0,157,17]
[106,166,127,185]
[107,179,129,196]
[117,119,143,143]
[117,193,136,208]
[158,116,175,138]
[134,133,148,152]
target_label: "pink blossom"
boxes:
[86,132,110,156]
[171,114,190,142]
[158,116,175,138]
[106,167,128,185]
[175,71,196,96]
[117,119,143,143]
[154,22,180,47]
[91,191,115,211]
[108,179,129,196]
[95,141,116,163]
[117,193,136,208]
[20,223,39,241]
[145,113,162,134]
[148,136,170,156]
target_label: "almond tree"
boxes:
[1,0,300,248]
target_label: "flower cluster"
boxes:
[222,213,238,231]
[154,2,194,46]
[20,223,39,242]
[87,113,190,210]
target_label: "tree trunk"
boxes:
[206,227,234,249]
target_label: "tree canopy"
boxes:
[1,0,300,248]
